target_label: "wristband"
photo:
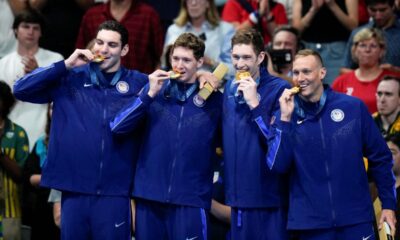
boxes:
[249,11,259,25]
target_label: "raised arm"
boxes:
[325,0,358,31]
[110,69,170,134]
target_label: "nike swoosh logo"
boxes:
[186,237,198,240]
[362,234,372,240]
[114,221,125,228]
[84,83,93,87]
[297,119,304,124]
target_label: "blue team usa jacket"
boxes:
[262,86,396,229]
[13,61,148,196]
[110,80,223,209]
[223,67,290,208]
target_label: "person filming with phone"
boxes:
[266,25,300,85]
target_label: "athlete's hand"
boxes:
[147,69,170,98]
[379,209,396,236]
[279,88,296,122]
[64,49,95,70]
[235,76,259,109]
[197,70,220,90]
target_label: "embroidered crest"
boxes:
[116,81,129,94]
[6,132,14,139]
[331,109,345,122]
[193,94,206,107]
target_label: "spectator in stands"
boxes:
[76,0,164,73]
[0,0,19,58]
[266,25,300,84]
[22,103,59,240]
[332,28,400,114]
[359,0,370,25]
[0,9,63,151]
[30,0,95,59]
[276,0,293,22]
[221,0,288,45]
[163,0,235,78]
[385,133,400,240]
[342,0,400,74]
[0,80,29,240]
[292,0,358,85]
[374,76,400,137]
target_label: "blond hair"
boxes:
[174,0,220,27]
[351,28,386,63]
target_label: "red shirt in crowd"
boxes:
[76,1,164,73]
[222,0,288,44]
[332,69,400,114]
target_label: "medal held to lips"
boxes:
[170,68,182,79]
[92,54,105,63]
[235,71,251,80]
[290,86,300,94]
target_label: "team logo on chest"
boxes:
[6,132,14,139]
[116,81,129,94]
[330,109,345,122]
[193,94,206,107]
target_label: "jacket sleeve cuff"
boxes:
[381,198,397,211]
[276,119,293,132]
[250,104,265,120]
[54,60,68,74]
[139,91,155,106]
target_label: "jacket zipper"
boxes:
[167,105,185,201]
[97,89,107,194]
[319,118,336,225]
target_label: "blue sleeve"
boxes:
[13,61,67,103]
[361,103,396,210]
[255,110,295,173]
[110,84,153,134]
[251,78,290,131]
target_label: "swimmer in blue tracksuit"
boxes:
[111,33,222,240]
[261,49,397,240]
[222,28,291,239]
[13,20,168,240]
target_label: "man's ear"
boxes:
[257,51,266,65]
[197,57,204,68]
[320,67,327,81]
[121,44,129,57]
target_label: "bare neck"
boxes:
[356,65,382,82]
[110,0,132,21]
[190,15,206,31]
[17,44,39,57]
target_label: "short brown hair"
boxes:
[231,28,264,56]
[380,75,400,96]
[295,49,324,67]
[171,33,205,60]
